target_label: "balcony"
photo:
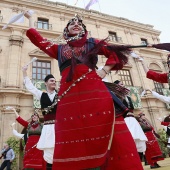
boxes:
[35,21,52,30]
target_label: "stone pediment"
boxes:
[124,61,132,68]
[28,48,49,57]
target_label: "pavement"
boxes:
[143,158,170,170]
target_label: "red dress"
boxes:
[106,116,143,170]
[139,118,164,165]
[145,131,164,165]
[26,28,128,170]
[16,116,45,170]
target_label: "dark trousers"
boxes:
[0,160,11,170]
[138,152,143,162]
[46,163,52,170]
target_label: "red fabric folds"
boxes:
[105,117,143,170]
[24,135,45,169]
[145,131,164,165]
[52,65,114,170]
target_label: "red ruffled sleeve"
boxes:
[161,122,170,126]
[147,70,168,83]
[95,39,125,70]
[26,28,58,59]
[16,116,29,128]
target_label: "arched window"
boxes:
[149,63,164,94]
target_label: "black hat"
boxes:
[44,74,55,82]
[114,80,120,84]
[164,115,170,122]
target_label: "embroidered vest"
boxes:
[27,123,43,136]
[40,92,57,115]
[57,38,97,72]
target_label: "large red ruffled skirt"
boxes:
[145,131,164,165]
[106,116,143,170]
[24,135,45,169]
[52,65,114,170]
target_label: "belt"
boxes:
[44,120,55,125]
[59,59,82,72]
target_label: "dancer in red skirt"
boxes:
[138,112,164,169]
[24,11,131,169]
[105,81,144,170]
[10,107,45,170]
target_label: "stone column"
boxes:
[5,28,24,88]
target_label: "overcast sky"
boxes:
[51,0,170,43]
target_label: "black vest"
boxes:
[40,92,57,115]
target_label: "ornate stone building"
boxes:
[0,0,169,168]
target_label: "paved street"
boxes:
[143,158,170,170]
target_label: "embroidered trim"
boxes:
[56,135,110,145]
[115,121,125,124]
[44,120,55,125]
[53,151,107,162]
[55,110,112,123]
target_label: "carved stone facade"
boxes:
[0,0,169,168]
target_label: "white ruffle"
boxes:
[125,117,148,152]
[37,124,55,149]
[125,117,148,141]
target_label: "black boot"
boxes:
[150,164,159,169]
[154,162,161,168]
[46,163,52,170]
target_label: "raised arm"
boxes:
[147,70,168,83]
[22,65,42,100]
[136,57,168,83]
[161,122,170,126]
[10,107,29,127]
[140,59,149,73]
[12,129,24,139]
[24,11,58,59]
[149,90,170,104]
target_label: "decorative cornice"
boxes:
[1,105,20,113]
[1,0,160,35]
[9,35,24,47]
[28,48,49,57]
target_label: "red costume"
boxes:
[107,116,143,170]
[147,70,168,83]
[26,25,129,169]
[138,116,164,166]
[16,116,45,170]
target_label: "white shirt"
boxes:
[152,91,170,104]
[23,76,56,101]
[12,129,24,139]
